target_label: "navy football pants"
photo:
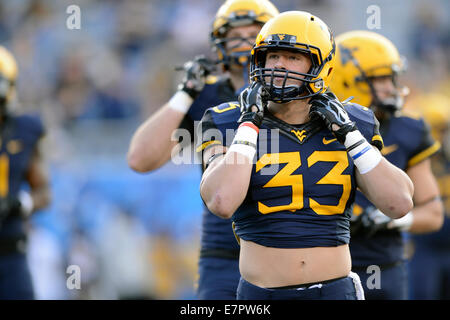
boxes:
[196,256,240,300]
[408,245,450,299]
[0,252,35,299]
[354,261,407,300]
[237,276,358,300]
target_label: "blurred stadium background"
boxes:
[2,0,448,299]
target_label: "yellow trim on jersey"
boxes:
[196,140,222,153]
[232,222,240,246]
[371,134,384,149]
[381,144,398,156]
[0,154,8,197]
[371,134,383,144]
[212,103,239,113]
[407,141,441,168]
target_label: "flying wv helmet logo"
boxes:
[339,44,358,65]
[267,34,297,44]
[291,129,307,142]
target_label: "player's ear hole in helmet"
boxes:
[249,11,336,103]
[330,30,408,113]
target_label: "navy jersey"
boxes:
[181,75,242,251]
[350,113,440,267]
[0,113,44,239]
[197,102,382,249]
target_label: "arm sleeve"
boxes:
[346,103,384,151]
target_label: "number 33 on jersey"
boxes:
[197,101,383,248]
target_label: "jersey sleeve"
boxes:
[345,103,384,151]
[407,119,441,167]
[14,113,45,152]
[195,108,224,154]
[24,113,45,140]
[195,102,240,155]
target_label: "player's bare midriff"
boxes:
[239,239,351,288]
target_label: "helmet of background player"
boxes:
[417,93,450,158]
[0,46,17,118]
[249,11,336,103]
[331,30,408,113]
[210,0,279,70]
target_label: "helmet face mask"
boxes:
[211,0,279,70]
[0,47,18,118]
[251,40,331,103]
[0,75,13,98]
[249,11,335,103]
[0,76,13,117]
[213,23,261,68]
[360,65,407,113]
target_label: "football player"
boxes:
[127,0,279,299]
[331,31,444,300]
[408,95,450,299]
[198,11,414,300]
[0,46,51,299]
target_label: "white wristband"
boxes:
[18,190,34,217]
[344,131,381,174]
[388,211,414,231]
[228,122,259,162]
[167,90,194,114]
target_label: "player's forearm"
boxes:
[358,157,414,219]
[127,104,184,172]
[25,148,51,215]
[200,152,253,219]
[408,198,444,234]
[405,158,444,233]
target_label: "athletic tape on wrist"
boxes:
[205,152,226,170]
[167,90,194,113]
[344,131,381,174]
[228,122,258,162]
[18,190,33,217]
[390,211,414,231]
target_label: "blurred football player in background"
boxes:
[0,46,51,299]
[408,94,450,299]
[331,31,444,300]
[198,11,414,300]
[127,0,279,299]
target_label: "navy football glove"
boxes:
[237,82,267,127]
[350,207,391,238]
[178,55,217,99]
[0,196,21,227]
[309,92,357,143]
